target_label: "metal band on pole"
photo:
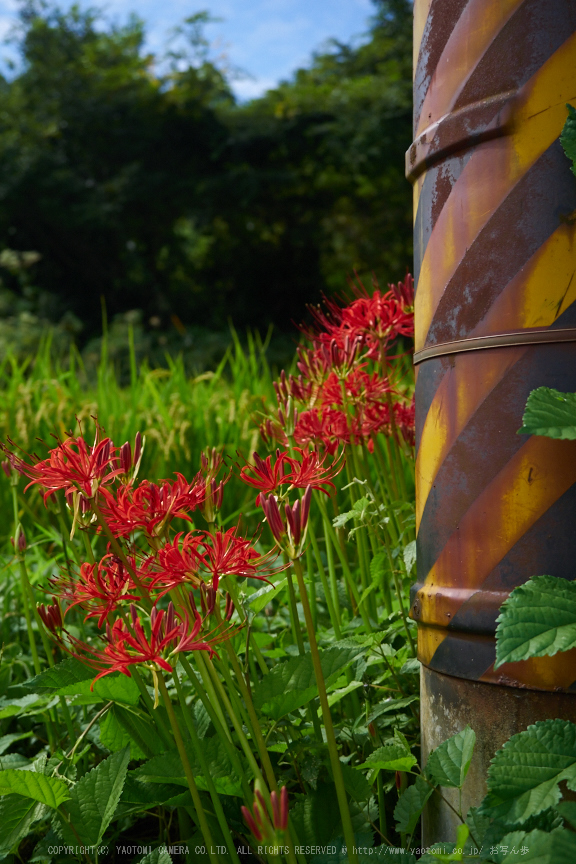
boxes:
[413,327,576,365]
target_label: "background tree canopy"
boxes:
[0,0,412,342]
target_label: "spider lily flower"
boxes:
[241,448,343,501]
[242,783,289,844]
[239,450,291,497]
[115,432,144,481]
[1,431,122,504]
[54,554,151,627]
[270,786,289,832]
[98,472,206,538]
[260,487,312,559]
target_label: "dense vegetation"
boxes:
[0,0,412,348]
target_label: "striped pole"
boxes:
[408,0,576,842]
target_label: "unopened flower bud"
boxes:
[225,592,235,621]
[1,460,11,479]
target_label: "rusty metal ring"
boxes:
[413,327,576,365]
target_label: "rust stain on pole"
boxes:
[409,0,576,692]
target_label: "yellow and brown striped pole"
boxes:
[407,0,576,841]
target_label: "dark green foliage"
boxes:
[0,0,412,338]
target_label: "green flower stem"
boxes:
[129,666,173,749]
[81,530,96,565]
[221,644,279,794]
[187,651,232,742]
[283,563,305,656]
[305,543,318,631]
[225,580,269,676]
[377,771,387,842]
[172,668,241,864]
[317,495,371,631]
[157,674,219,864]
[200,653,264,785]
[308,520,341,637]
[322,515,342,625]
[179,655,252,801]
[290,557,359,864]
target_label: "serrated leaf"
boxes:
[364,743,417,773]
[333,510,355,528]
[0,794,47,857]
[479,719,576,825]
[518,387,576,439]
[132,735,243,797]
[340,763,372,802]
[0,694,48,719]
[488,827,576,863]
[495,575,576,667]
[100,707,146,760]
[252,643,364,720]
[560,104,576,176]
[366,696,418,725]
[426,727,475,789]
[26,657,94,692]
[557,800,576,829]
[291,782,342,846]
[246,578,287,613]
[0,770,70,807]
[57,747,130,846]
[394,775,434,835]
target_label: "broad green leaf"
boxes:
[291,782,342,846]
[252,643,364,720]
[57,747,130,846]
[57,672,140,705]
[340,763,372,802]
[367,696,418,725]
[488,828,576,863]
[424,824,469,862]
[364,743,417,774]
[479,719,576,825]
[557,800,576,829]
[518,387,576,439]
[132,736,243,797]
[0,794,47,857]
[0,694,48,719]
[26,657,94,692]
[426,727,475,789]
[318,679,363,715]
[110,704,167,757]
[246,578,287,613]
[560,104,576,176]
[495,575,576,667]
[122,774,190,806]
[0,770,70,808]
[394,775,434,835]
[100,708,146,760]
[0,731,33,755]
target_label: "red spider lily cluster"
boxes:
[239,447,343,558]
[260,274,415,453]
[242,785,289,843]
[2,429,281,692]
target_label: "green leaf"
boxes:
[139,848,173,864]
[557,800,576,829]
[0,770,70,808]
[0,694,48,719]
[403,541,416,575]
[100,707,146,760]
[479,719,576,825]
[495,575,576,667]
[560,104,576,176]
[246,577,287,613]
[252,643,364,720]
[132,736,243,797]
[0,795,47,857]
[0,731,33,755]
[339,763,372,802]
[518,387,576,439]
[291,782,342,846]
[57,673,140,705]
[364,743,417,774]
[426,727,475,789]
[57,747,130,846]
[366,696,418,725]
[488,828,576,863]
[394,775,434,835]
[25,657,94,692]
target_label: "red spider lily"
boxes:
[293,408,351,454]
[152,529,279,597]
[242,785,289,843]
[199,448,229,523]
[1,432,122,503]
[53,554,152,627]
[114,432,144,479]
[98,473,206,538]
[394,397,416,448]
[239,450,291,497]
[151,532,205,595]
[283,448,343,494]
[38,599,63,633]
[259,487,312,556]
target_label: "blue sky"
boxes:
[0,0,375,99]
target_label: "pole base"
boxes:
[420,665,576,845]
